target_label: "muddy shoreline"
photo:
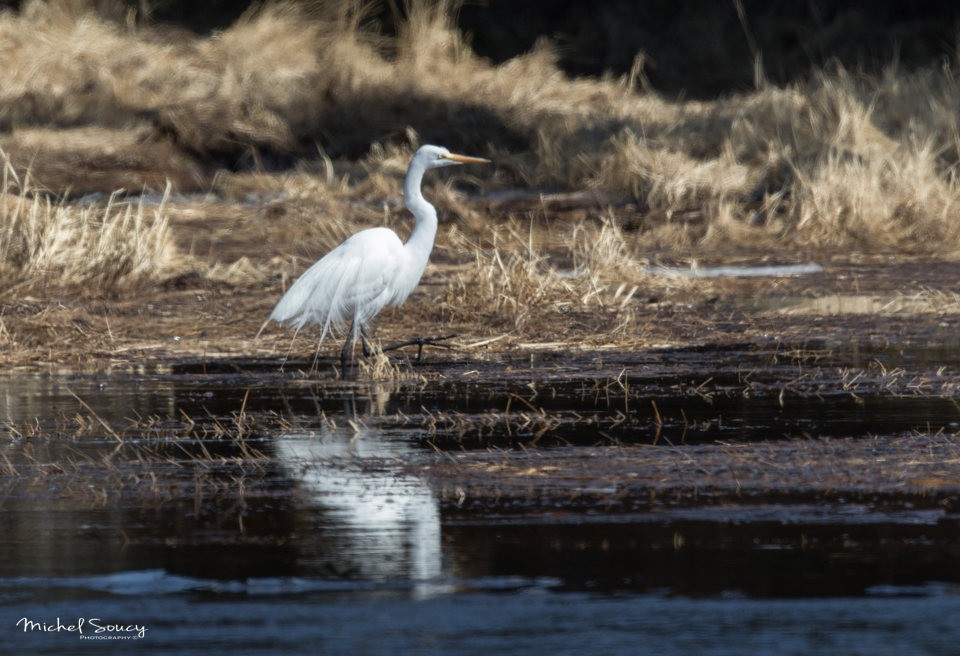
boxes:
[4,256,960,371]
[2,197,960,526]
[414,435,960,515]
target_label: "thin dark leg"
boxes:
[381,334,458,362]
[359,323,373,358]
[340,320,357,372]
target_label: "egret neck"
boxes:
[399,156,440,297]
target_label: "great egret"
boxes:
[260,144,490,370]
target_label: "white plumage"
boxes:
[267,227,404,338]
[260,144,489,369]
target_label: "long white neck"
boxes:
[402,158,439,265]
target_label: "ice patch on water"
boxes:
[646,263,823,278]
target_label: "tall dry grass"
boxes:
[199,1,960,253]
[2,0,960,271]
[0,149,179,290]
[440,215,648,341]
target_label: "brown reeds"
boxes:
[0,149,179,291]
[1,1,960,368]
[3,1,960,252]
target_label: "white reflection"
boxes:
[274,392,444,596]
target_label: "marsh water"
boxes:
[3,341,960,654]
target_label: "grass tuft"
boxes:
[0,151,180,291]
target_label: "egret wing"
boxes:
[266,228,403,343]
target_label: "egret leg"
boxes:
[339,336,351,372]
[340,320,358,372]
[339,322,378,374]
[381,334,458,362]
[359,323,373,358]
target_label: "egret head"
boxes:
[415,144,490,169]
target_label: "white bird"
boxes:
[260,144,490,370]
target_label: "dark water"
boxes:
[7,580,960,655]
[2,343,960,654]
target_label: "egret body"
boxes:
[261,145,489,370]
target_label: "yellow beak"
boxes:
[441,153,491,164]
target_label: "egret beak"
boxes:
[441,153,491,164]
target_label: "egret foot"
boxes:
[340,320,373,374]
[381,334,458,362]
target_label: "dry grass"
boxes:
[2,1,960,368]
[3,0,960,253]
[0,148,180,291]
[356,348,426,382]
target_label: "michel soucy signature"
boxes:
[16,617,147,639]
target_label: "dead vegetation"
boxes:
[4,0,960,248]
[1,1,960,369]
[0,148,181,290]
[416,433,960,511]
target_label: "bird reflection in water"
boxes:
[273,383,446,597]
